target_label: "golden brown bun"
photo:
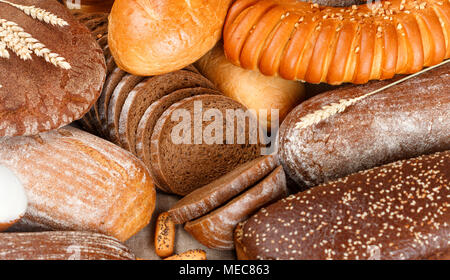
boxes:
[195,44,305,128]
[108,0,233,76]
[223,0,450,85]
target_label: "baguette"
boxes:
[235,151,450,260]
[280,62,450,188]
[223,0,450,84]
[1,126,156,242]
[0,232,135,260]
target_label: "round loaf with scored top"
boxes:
[0,0,106,136]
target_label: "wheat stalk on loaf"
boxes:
[0,0,70,69]
[295,59,450,130]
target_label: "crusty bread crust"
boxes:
[0,126,156,242]
[223,0,450,84]
[0,231,135,260]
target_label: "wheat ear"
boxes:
[0,18,71,69]
[0,19,32,60]
[295,59,450,130]
[0,0,68,27]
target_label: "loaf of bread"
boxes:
[196,44,305,128]
[280,62,450,188]
[223,0,450,84]
[1,126,156,242]
[0,232,135,260]
[185,166,287,250]
[150,94,261,195]
[108,0,234,76]
[235,151,450,260]
[0,0,106,136]
[0,165,27,232]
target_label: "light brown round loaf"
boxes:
[0,0,106,136]
[108,0,234,76]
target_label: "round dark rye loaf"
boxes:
[235,151,450,260]
[280,62,450,188]
[151,94,262,195]
[118,70,216,153]
[0,232,135,260]
[136,87,221,188]
[0,0,106,136]
[106,74,146,145]
[168,155,279,224]
[185,166,287,250]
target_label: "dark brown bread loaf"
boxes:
[136,87,220,192]
[280,62,450,188]
[151,94,262,195]
[0,232,135,260]
[185,166,287,250]
[235,151,450,260]
[118,70,216,154]
[0,0,106,137]
[168,155,279,224]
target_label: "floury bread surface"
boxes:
[0,126,156,242]
[0,231,135,260]
[280,62,450,188]
[0,0,106,136]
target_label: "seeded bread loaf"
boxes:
[1,126,156,242]
[0,232,135,260]
[151,94,262,195]
[168,155,280,224]
[235,151,450,260]
[118,70,216,153]
[280,62,450,188]
[185,166,287,250]
[136,87,220,192]
[223,0,450,84]
[0,0,106,136]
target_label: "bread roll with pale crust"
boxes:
[196,44,305,128]
[1,126,156,242]
[108,0,234,76]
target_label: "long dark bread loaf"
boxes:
[235,150,450,260]
[280,62,450,188]
[0,232,135,260]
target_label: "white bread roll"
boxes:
[1,126,156,242]
[0,166,27,232]
[195,45,305,128]
[108,0,233,76]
